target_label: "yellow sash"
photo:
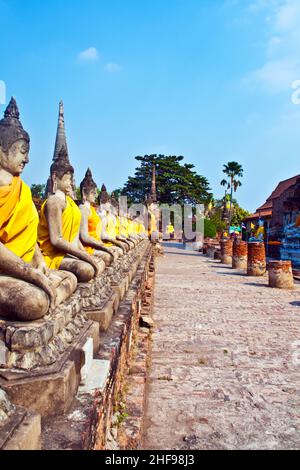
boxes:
[38,196,81,269]
[119,217,128,237]
[137,222,146,235]
[149,213,157,235]
[103,213,117,247]
[0,177,38,263]
[115,216,121,236]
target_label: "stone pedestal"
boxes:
[247,242,266,276]
[220,239,233,265]
[268,260,294,289]
[232,240,248,269]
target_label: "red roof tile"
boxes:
[248,175,300,221]
[266,175,300,202]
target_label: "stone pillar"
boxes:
[268,260,294,289]
[247,242,266,276]
[220,239,233,265]
[232,240,248,269]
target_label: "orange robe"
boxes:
[38,196,81,269]
[0,176,38,263]
[84,206,102,255]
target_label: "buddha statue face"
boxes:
[0,139,29,176]
[83,187,97,204]
[52,171,73,195]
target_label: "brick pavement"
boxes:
[142,243,300,450]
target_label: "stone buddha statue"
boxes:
[97,185,127,255]
[38,147,104,282]
[146,195,159,241]
[79,168,115,266]
[110,193,133,251]
[0,98,77,321]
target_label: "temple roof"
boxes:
[246,174,300,222]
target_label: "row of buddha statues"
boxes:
[0,98,152,323]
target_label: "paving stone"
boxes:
[142,244,300,450]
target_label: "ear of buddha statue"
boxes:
[80,168,97,202]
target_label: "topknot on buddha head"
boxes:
[0,97,30,153]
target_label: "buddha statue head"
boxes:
[98,184,111,212]
[110,192,119,216]
[0,97,30,177]
[50,145,74,195]
[80,168,98,203]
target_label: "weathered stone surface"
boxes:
[41,241,153,450]
[247,242,266,277]
[2,410,41,450]
[140,316,154,329]
[143,244,300,450]
[268,260,294,290]
[232,240,248,270]
[220,239,233,265]
[0,388,14,423]
[0,293,90,371]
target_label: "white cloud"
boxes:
[104,63,122,72]
[245,58,300,93]
[78,47,99,62]
[244,0,300,94]
[275,1,300,31]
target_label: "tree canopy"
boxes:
[121,154,212,205]
[31,184,46,199]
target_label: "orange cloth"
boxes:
[38,196,81,269]
[0,177,38,262]
[85,205,102,255]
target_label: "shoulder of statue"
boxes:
[46,194,66,210]
[80,203,91,216]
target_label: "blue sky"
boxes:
[1,0,300,212]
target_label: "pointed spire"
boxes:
[151,162,157,202]
[53,100,69,162]
[46,101,76,198]
[101,184,107,192]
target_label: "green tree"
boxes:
[231,200,250,226]
[221,161,244,224]
[31,184,46,199]
[121,154,212,205]
[204,219,217,238]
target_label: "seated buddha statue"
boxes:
[38,147,104,282]
[146,196,159,241]
[97,185,127,255]
[79,169,115,266]
[110,193,134,251]
[0,98,77,321]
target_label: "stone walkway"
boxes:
[142,243,300,450]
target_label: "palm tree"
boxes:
[221,161,244,224]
